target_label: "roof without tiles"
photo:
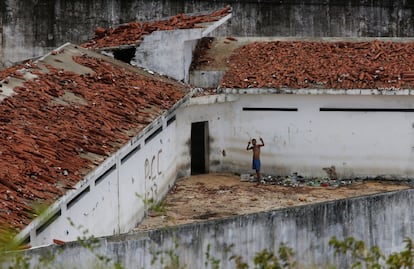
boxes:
[0,43,189,231]
[81,5,232,50]
[192,38,414,90]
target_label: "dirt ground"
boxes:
[135,173,412,231]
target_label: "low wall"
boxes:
[22,188,414,268]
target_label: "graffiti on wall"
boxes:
[144,149,162,196]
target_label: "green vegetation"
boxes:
[67,218,120,269]
[141,237,414,269]
[136,193,167,216]
[329,236,414,269]
[149,238,186,269]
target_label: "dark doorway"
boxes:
[191,121,209,175]
[113,47,136,64]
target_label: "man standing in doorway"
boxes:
[246,137,265,185]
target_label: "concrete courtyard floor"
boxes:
[135,173,412,231]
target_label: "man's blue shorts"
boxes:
[252,159,261,172]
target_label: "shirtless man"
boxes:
[246,137,265,185]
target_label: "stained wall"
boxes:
[23,189,414,268]
[177,91,414,179]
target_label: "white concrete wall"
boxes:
[65,158,119,238]
[177,92,414,179]
[118,115,178,234]
[17,108,181,247]
[175,94,237,177]
[131,29,202,82]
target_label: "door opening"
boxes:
[191,121,209,175]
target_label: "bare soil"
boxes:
[135,173,411,231]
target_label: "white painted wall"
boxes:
[65,159,119,237]
[177,92,414,179]
[117,115,178,233]
[175,94,237,177]
[17,109,181,247]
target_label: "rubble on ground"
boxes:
[242,173,355,187]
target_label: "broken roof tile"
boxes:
[220,40,414,90]
[81,6,232,49]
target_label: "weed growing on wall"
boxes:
[149,238,186,269]
[329,236,414,269]
[136,193,167,216]
[251,244,298,269]
[2,232,414,268]
[68,218,124,269]
[205,244,221,269]
[146,237,414,269]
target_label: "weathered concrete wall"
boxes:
[176,92,414,179]
[2,0,414,67]
[22,189,414,268]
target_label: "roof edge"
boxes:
[219,87,414,96]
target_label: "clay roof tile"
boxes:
[81,6,232,49]
[219,40,414,90]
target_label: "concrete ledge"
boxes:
[219,87,414,96]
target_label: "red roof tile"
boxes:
[81,6,231,49]
[220,40,414,89]
[0,45,188,231]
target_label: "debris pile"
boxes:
[245,173,355,187]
